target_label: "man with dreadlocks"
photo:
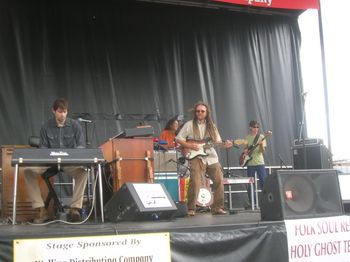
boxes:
[175,101,233,216]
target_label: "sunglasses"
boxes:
[196,110,206,113]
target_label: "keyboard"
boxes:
[11,148,105,166]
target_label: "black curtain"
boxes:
[0,0,304,166]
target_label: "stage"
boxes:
[0,210,289,262]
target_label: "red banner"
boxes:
[213,0,319,10]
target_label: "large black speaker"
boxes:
[292,144,332,169]
[104,183,177,222]
[260,169,343,221]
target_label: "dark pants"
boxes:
[247,165,267,207]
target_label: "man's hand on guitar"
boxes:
[224,139,233,148]
[180,138,246,160]
[189,143,200,151]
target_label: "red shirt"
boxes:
[159,130,176,148]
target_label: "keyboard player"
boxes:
[24,98,87,223]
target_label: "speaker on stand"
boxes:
[104,183,177,222]
[260,169,343,221]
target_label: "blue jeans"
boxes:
[247,165,267,206]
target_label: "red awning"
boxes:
[213,0,319,10]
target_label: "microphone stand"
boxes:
[298,92,308,169]
[155,107,161,135]
[168,158,190,178]
[225,148,231,177]
[278,154,288,169]
[83,122,91,148]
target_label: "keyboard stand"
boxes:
[12,162,105,225]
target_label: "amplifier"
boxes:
[292,144,332,169]
[293,138,323,146]
[123,127,154,138]
[154,150,177,172]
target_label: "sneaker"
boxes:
[187,210,195,216]
[67,208,81,222]
[212,208,228,215]
[33,207,49,224]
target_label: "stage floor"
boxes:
[0,209,267,237]
[0,209,289,262]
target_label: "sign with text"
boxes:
[14,232,171,262]
[285,216,350,261]
[133,183,173,208]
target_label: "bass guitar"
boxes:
[239,131,272,167]
[182,139,247,160]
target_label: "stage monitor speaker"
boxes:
[260,169,343,221]
[104,182,177,222]
[292,144,332,169]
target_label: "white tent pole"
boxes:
[317,0,332,153]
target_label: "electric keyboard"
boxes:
[11,148,105,166]
[10,147,106,224]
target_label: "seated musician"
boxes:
[159,118,179,149]
[175,101,233,216]
[24,98,87,223]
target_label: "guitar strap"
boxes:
[243,134,260,165]
[250,134,260,149]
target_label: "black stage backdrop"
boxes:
[0,0,304,166]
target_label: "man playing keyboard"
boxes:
[24,98,87,223]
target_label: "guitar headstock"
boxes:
[264,131,272,138]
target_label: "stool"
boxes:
[41,166,64,213]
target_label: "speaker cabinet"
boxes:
[104,183,177,222]
[261,169,343,221]
[292,144,332,169]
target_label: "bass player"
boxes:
[175,101,233,216]
[242,120,269,208]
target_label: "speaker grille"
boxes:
[283,175,316,215]
[261,169,344,221]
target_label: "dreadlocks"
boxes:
[192,101,219,142]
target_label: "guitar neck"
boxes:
[187,138,246,150]
[212,139,246,147]
[248,133,271,151]
[204,140,231,149]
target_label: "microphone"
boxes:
[77,117,93,123]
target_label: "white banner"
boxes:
[14,232,171,262]
[285,216,350,261]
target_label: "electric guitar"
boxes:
[182,139,247,160]
[239,131,272,167]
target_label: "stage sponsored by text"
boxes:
[14,232,171,262]
[285,216,350,261]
